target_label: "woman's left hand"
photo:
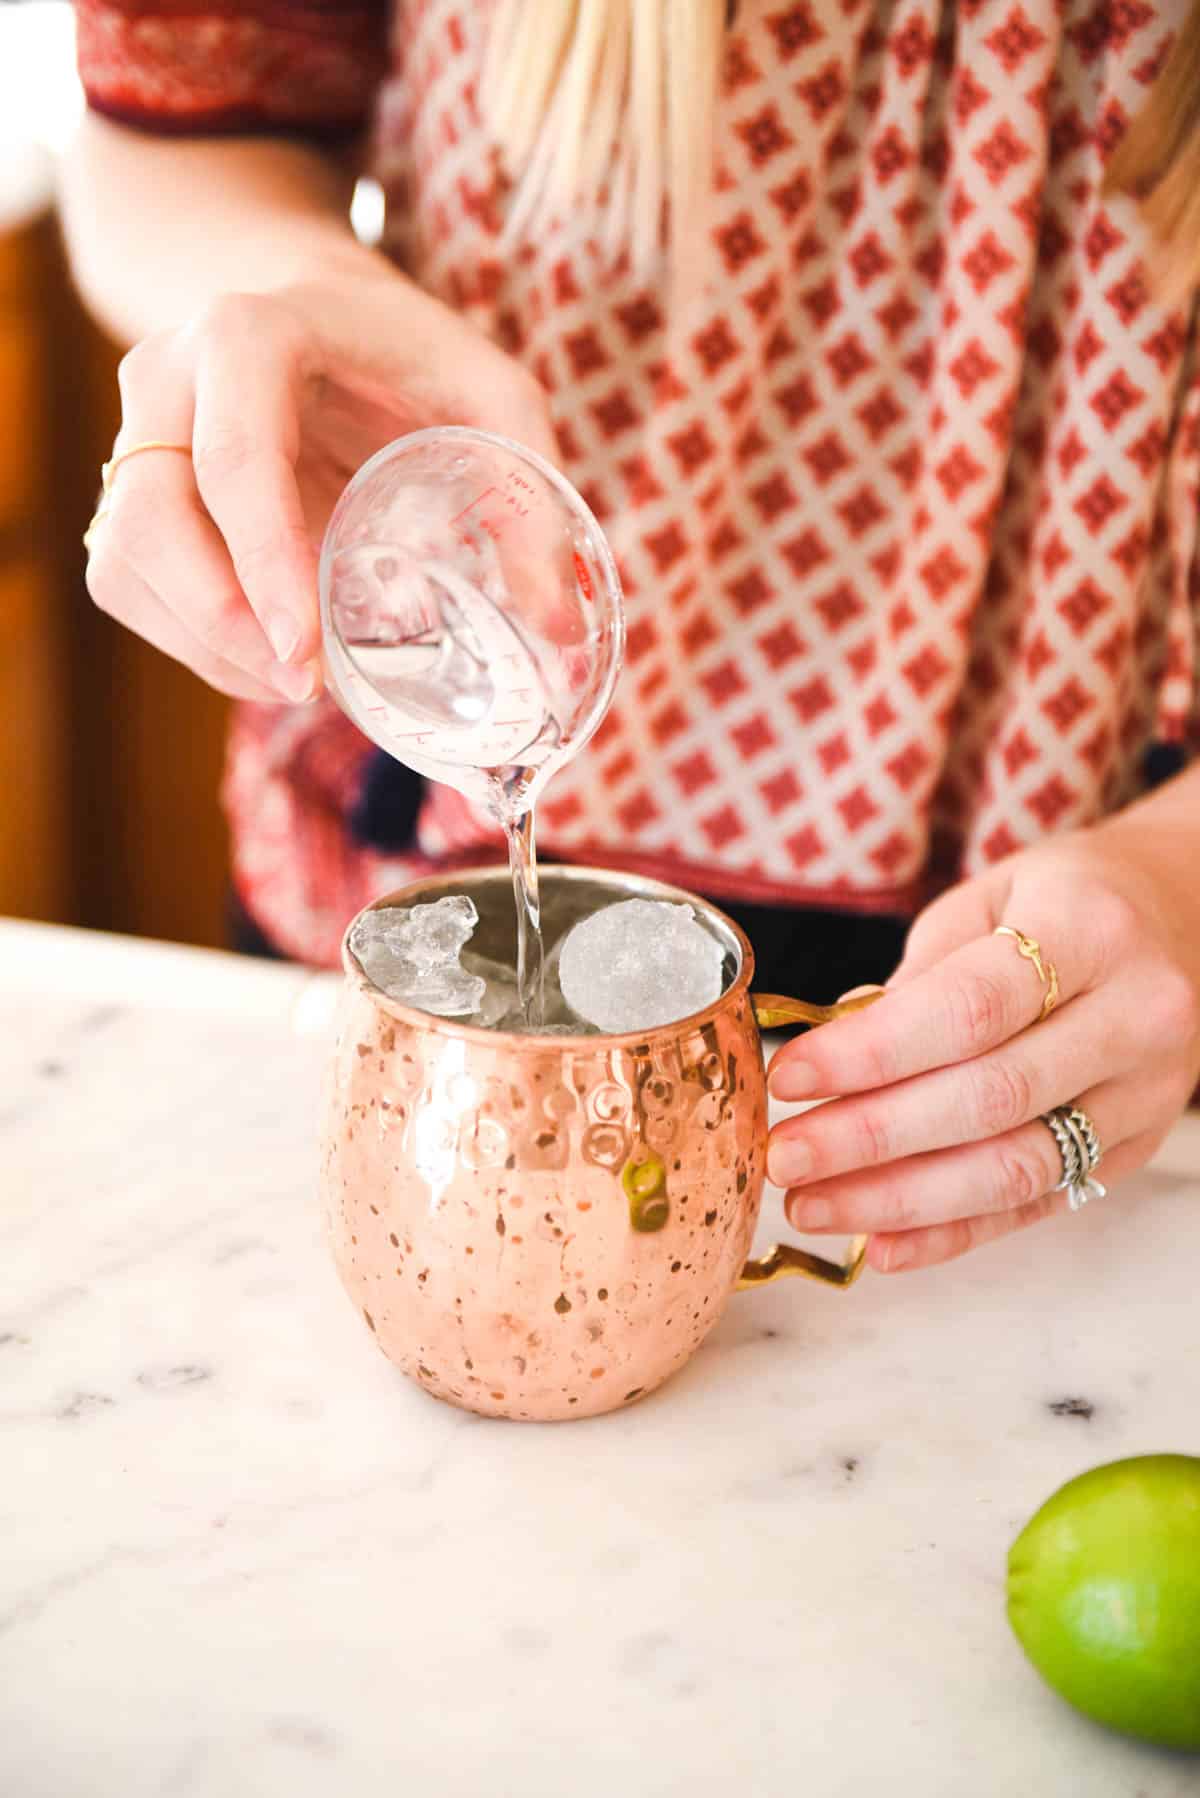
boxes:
[766,816,1200,1273]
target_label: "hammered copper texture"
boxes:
[321,876,769,1421]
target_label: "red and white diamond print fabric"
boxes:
[207,0,1197,963]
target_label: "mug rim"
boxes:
[340,862,756,1047]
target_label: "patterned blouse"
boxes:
[76,0,1200,970]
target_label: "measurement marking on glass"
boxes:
[449,487,501,527]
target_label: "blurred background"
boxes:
[2,0,231,949]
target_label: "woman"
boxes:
[64,0,1200,1273]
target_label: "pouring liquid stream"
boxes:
[503,806,544,1028]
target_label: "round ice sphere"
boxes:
[557,899,727,1034]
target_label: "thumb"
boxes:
[887,877,999,988]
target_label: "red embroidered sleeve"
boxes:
[74,0,388,139]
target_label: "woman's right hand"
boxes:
[84,248,561,703]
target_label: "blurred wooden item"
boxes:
[1,144,233,949]
[0,146,71,924]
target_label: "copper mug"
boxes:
[321,867,878,1422]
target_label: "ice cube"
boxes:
[557,899,727,1034]
[459,950,522,1029]
[349,895,485,1016]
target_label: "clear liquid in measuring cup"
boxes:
[330,554,565,811]
[320,429,624,1030]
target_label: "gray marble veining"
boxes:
[1,920,1197,1797]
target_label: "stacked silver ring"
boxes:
[1042,1105,1106,1212]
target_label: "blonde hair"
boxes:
[483,1,1200,301]
[1105,3,1200,306]
[481,0,726,276]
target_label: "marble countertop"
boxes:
[2,917,1198,1798]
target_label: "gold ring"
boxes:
[994,925,1060,1021]
[83,440,192,552]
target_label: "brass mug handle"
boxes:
[739,986,886,1293]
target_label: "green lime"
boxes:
[1007,1454,1200,1750]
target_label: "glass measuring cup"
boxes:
[318,427,625,822]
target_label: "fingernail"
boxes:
[788,1196,834,1230]
[768,1136,813,1187]
[769,1059,819,1101]
[267,612,301,662]
[883,1238,915,1272]
[272,662,315,704]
